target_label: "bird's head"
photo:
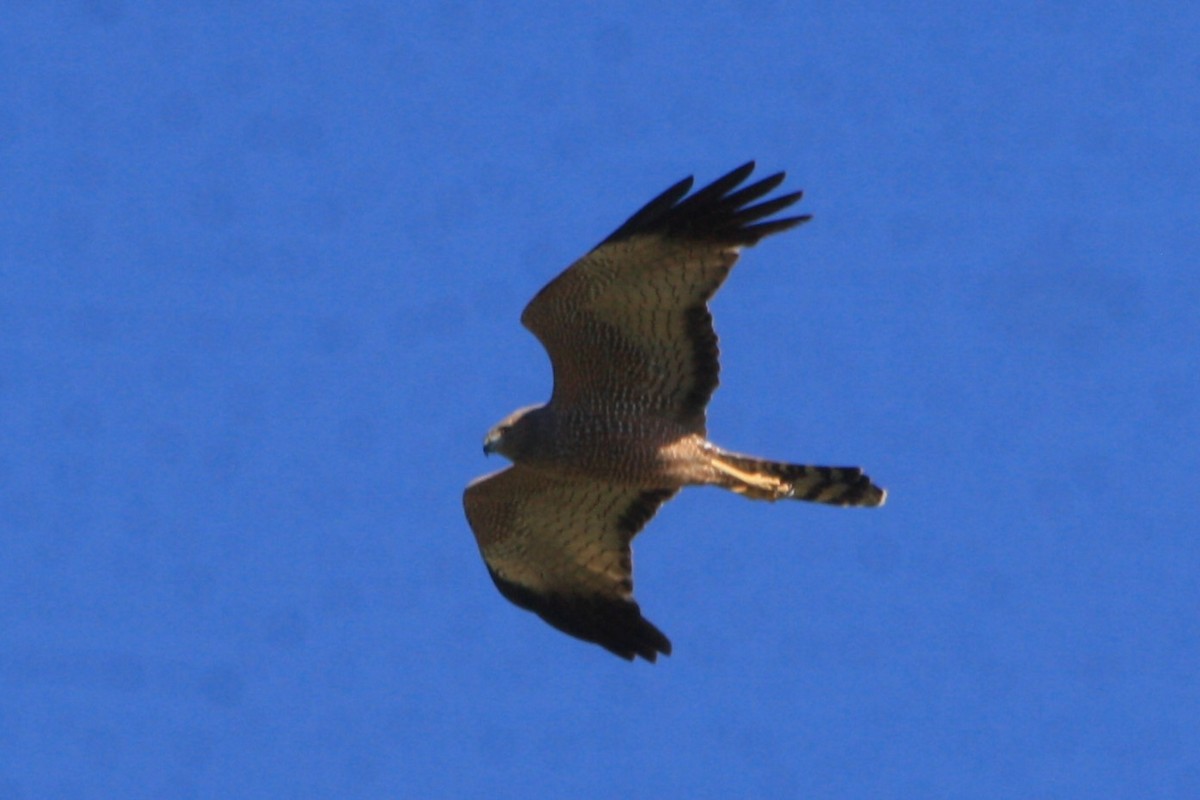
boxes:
[482,405,545,460]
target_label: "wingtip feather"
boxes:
[600,162,809,247]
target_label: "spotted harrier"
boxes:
[463,162,886,662]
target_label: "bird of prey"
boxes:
[463,162,885,662]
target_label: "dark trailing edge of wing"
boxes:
[486,488,677,662]
[616,487,676,536]
[600,161,811,247]
[488,569,672,662]
[682,304,719,417]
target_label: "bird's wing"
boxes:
[521,161,809,431]
[463,465,677,662]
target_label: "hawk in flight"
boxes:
[464,162,886,662]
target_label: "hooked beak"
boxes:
[482,432,498,456]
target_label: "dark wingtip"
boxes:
[600,162,807,247]
[488,568,672,663]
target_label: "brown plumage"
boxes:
[463,162,886,662]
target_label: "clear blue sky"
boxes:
[3,3,1196,797]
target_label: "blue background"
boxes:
[3,3,1197,797]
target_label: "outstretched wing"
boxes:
[463,465,677,662]
[521,162,809,431]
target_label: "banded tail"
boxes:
[709,449,886,507]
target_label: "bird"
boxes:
[463,162,886,662]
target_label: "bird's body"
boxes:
[464,162,886,661]
[489,404,702,484]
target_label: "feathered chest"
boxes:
[526,407,689,479]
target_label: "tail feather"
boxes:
[709,450,886,507]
